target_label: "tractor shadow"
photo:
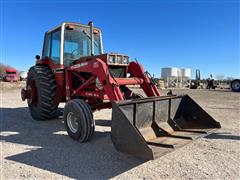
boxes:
[1,107,144,179]
[95,119,111,127]
[205,132,240,141]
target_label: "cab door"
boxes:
[42,29,61,65]
[42,28,65,102]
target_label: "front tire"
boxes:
[27,65,58,120]
[64,99,95,142]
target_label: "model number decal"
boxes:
[85,92,99,97]
[70,62,88,69]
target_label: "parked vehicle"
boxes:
[231,79,240,92]
[4,68,18,82]
[0,73,3,81]
[206,74,217,89]
[190,69,202,89]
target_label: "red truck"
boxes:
[4,68,18,82]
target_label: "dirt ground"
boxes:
[0,83,240,179]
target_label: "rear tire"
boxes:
[231,79,240,92]
[27,65,58,120]
[64,99,95,142]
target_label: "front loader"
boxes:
[21,22,221,160]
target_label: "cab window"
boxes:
[43,30,61,64]
[44,33,51,58]
[63,26,101,66]
[50,31,61,64]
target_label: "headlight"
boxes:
[108,56,115,64]
[108,54,129,65]
[122,56,129,64]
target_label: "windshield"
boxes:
[6,72,16,74]
[64,26,102,66]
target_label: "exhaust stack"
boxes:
[88,21,94,56]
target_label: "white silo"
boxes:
[19,71,27,81]
[161,67,179,88]
[181,68,191,78]
[181,68,191,88]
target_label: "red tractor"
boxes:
[21,22,221,160]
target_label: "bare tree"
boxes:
[226,76,234,81]
[0,63,14,75]
[215,74,225,80]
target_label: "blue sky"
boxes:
[0,0,239,79]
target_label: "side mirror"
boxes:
[35,55,40,60]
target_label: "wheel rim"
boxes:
[67,112,79,133]
[232,81,240,90]
[27,80,37,105]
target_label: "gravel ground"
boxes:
[0,85,240,179]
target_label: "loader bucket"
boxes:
[111,95,221,160]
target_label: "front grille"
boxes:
[109,66,126,78]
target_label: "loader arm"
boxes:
[65,58,160,104]
[127,61,160,97]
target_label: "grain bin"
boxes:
[161,67,179,88]
[181,68,191,88]
[181,68,191,78]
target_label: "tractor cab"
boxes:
[41,22,103,67]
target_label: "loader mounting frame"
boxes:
[64,59,160,109]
